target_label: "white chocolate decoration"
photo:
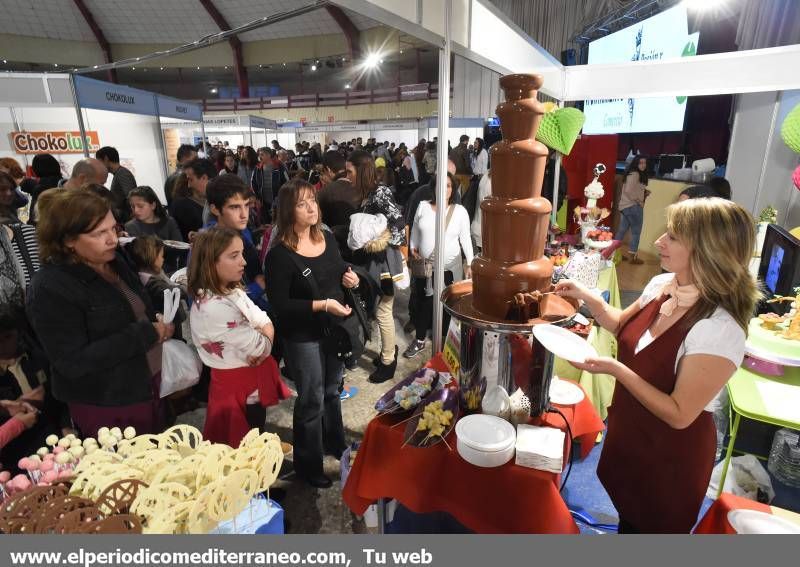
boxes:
[55,452,73,464]
[57,438,71,449]
[110,427,122,440]
[123,426,136,440]
[68,446,85,458]
[84,445,98,455]
[37,447,49,457]
[45,434,59,447]
[98,427,110,438]
[70,439,82,448]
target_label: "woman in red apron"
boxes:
[556,198,760,533]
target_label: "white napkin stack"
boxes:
[515,424,565,473]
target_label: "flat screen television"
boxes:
[583,5,699,134]
[757,224,800,302]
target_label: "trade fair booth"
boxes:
[201,114,279,150]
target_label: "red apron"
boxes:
[597,296,717,533]
[204,356,291,448]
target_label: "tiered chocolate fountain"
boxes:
[442,74,576,416]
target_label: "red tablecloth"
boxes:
[341,355,605,534]
[694,493,775,534]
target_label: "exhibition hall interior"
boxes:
[0,0,799,535]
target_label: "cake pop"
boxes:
[0,471,10,483]
[68,446,85,459]
[57,438,71,449]
[45,434,59,447]
[70,439,82,448]
[123,426,136,440]
[40,460,55,473]
[98,427,110,438]
[53,446,65,454]
[110,427,123,440]
[84,445,98,456]
[55,452,73,465]
[42,470,58,484]
[36,447,49,457]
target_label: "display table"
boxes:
[694,493,800,534]
[717,365,800,497]
[554,264,621,420]
[341,355,605,534]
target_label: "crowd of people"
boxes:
[0,133,490,489]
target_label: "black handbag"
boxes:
[288,253,366,361]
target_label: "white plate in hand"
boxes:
[549,377,585,405]
[533,324,598,364]
[728,509,800,534]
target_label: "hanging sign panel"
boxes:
[156,95,203,122]
[73,75,157,116]
[10,131,101,154]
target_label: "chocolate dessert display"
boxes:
[441,73,577,416]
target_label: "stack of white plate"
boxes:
[455,414,516,468]
[515,424,565,473]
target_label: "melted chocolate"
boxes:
[469,74,558,319]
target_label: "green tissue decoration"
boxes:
[535,107,586,156]
[781,103,800,154]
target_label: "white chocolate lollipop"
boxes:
[68,446,85,459]
[55,452,73,465]
[57,438,71,449]
[65,434,76,441]
[83,437,97,447]
[98,427,110,438]
[37,447,49,457]
[123,426,136,440]
[110,427,123,440]
[45,434,59,447]
[84,445,98,455]
[70,439,82,448]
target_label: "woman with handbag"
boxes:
[26,190,173,437]
[264,179,359,488]
[405,173,474,358]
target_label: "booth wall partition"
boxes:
[0,73,85,179]
[425,117,485,149]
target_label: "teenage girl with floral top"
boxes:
[188,227,291,447]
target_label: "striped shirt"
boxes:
[8,223,40,287]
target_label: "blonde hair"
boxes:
[666,197,761,332]
[187,227,243,299]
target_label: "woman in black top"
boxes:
[264,179,359,488]
[26,190,174,437]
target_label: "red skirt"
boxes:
[204,356,291,448]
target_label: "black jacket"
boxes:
[26,254,159,406]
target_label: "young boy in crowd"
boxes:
[204,175,267,308]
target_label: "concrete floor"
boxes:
[177,284,427,533]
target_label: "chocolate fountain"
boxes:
[441,74,576,416]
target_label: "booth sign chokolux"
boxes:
[10,131,101,154]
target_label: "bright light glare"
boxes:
[363,52,382,68]
[682,0,726,11]
[311,64,317,71]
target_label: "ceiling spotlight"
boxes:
[132,66,136,70]
[54,63,58,67]
[345,83,351,89]
[342,57,346,62]
[196,66,200,70]
[160,66,164,70]
[224,66,228,69]
[93,65,98,69]
[399,50,403,54]
[210,87,218,94]
[2,60,6,64]
[363,52,382,68]
[311,64,317,71]
[259,64,263,68]
[282,62,286,66]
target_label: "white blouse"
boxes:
[410,201,474,269]
[635,273,745,412]
[471,149,488,175]
[190,288,272,370]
